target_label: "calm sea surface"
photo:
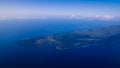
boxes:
[0,19,120,68]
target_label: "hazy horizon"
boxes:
[0,0,120,19]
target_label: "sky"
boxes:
[0,0,120,18]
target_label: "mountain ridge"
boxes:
[15,25,120,50]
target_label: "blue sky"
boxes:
[0,0,120,18]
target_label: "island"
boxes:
[15,25,120,50]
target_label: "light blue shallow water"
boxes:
[0,19,120,68]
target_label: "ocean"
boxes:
[0,19,120,68]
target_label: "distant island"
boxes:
[15,25,120,50]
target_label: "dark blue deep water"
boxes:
[0,19,120,68]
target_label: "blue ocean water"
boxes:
[0,19,120,68]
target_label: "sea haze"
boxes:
[0,18,120,68]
